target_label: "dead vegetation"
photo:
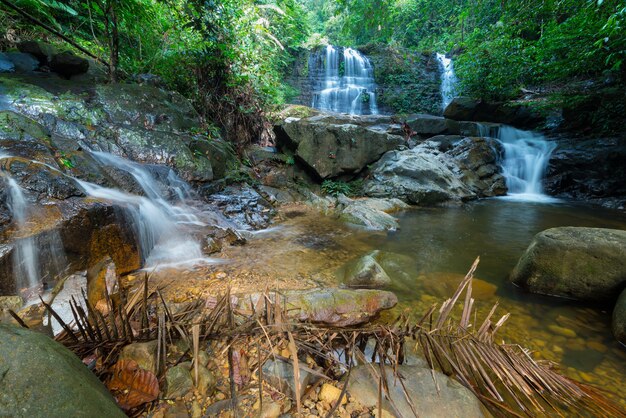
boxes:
[13,258,626,417]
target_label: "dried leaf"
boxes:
[107,359,159,410]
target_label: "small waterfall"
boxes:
[483,125,557,202]
[436,53,458,110]
[79,151,215,269]
[311,45,378,115]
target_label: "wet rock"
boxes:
[4,52,40,72]
[511,227,626,302]
[406,114,458,136]
[335,195,407,231]
[612,288,626,344]
[119,340,159,374]
[166,363,194,399]
[0,295,23,311]
[363,136,506,205]
[275,111,404,179]
[0,324,125,417]
[343,252,392,288]
[50,52,89,78]
[0,53,15,73]
[346,365,487,418]
[17,41,57,64]
[262,359,316,399]
[239,288,397,327]
[444,97,542,128]
[205,185,275,230]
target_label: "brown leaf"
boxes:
[232,349,250,388]
[107,359,159,410]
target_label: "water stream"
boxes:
[436,53,458,110]
[311,45,378,115]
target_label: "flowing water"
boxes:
[436,53,458,110]
[311,45,378,115]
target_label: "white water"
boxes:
[312,45,378,115]
[483,125,558,202]
[436,53,458,110]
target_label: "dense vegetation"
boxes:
[2,0,626,138]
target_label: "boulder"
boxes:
[17,41,57,64]
[406,114,458,136]
[0,324,125,417]
[335,195,408,231]
[364,137,506,205]
[613,288,626,344]
[0,53,15,73]
[238,288,397,327]
[4,52,39,72]
[50,52,90,78]
[346,365,487,418]
[510,227,626,302]
[275,112,404,179]
[444,97,542,128]
[343,252,392,288]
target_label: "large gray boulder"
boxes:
[0,324,125,417]
[346,365,487,418]
[363,136,506,205]
[511,227,626,302]
[444,97,542,128]
[275,113,404,179]
[613,288,626,344]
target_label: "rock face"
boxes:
[363,136,506,205]
[444,97,543,128]
[545,135,626,210]
[275,113,404,179]
[0,324,125,417]
[511,227,626,302]
[346,365,487,418]
[613,289,626,344]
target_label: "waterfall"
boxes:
[484,125,557,202]
[436,53,458,110]
[311,45,378,115]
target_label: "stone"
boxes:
[0,53,15,73]
[239,288,397,327]
[260,402,282,418]
[50,52,90,78]
[4,52,39,72]
[612,288,626,344]
[18,41,57,64]
[335,196,407,231]
[319,383,347,405]
[346,365,487,418]
[275,112,404,179]
[194,365,216,396]
[510,227,626,302]
[421,272,498,300]
[0,324,125,417]
[343,252,392,288]
[262,359,316,399]
[547,325,577,339]
[119,340,159,374]
[86,257,117,306]
[0,295,23,311]
[166,363,194,399]
[406,114,450,135]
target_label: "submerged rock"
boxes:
[335,195,408,231]
[0,324,124,417]
[510,227,626,302]
[262,359,317,399]
[613,289,626,344]
[343,252,392,288]
[346,365,487,418]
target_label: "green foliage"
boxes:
[321,179,363,197]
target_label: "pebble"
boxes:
[547,324,577,338]
[586,341,607,353]
[319,383,346,405]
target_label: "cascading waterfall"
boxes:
[482,125,557,202]
[436,53,458,110]
[311,45,378,115]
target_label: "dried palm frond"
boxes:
[17,259,625,418]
